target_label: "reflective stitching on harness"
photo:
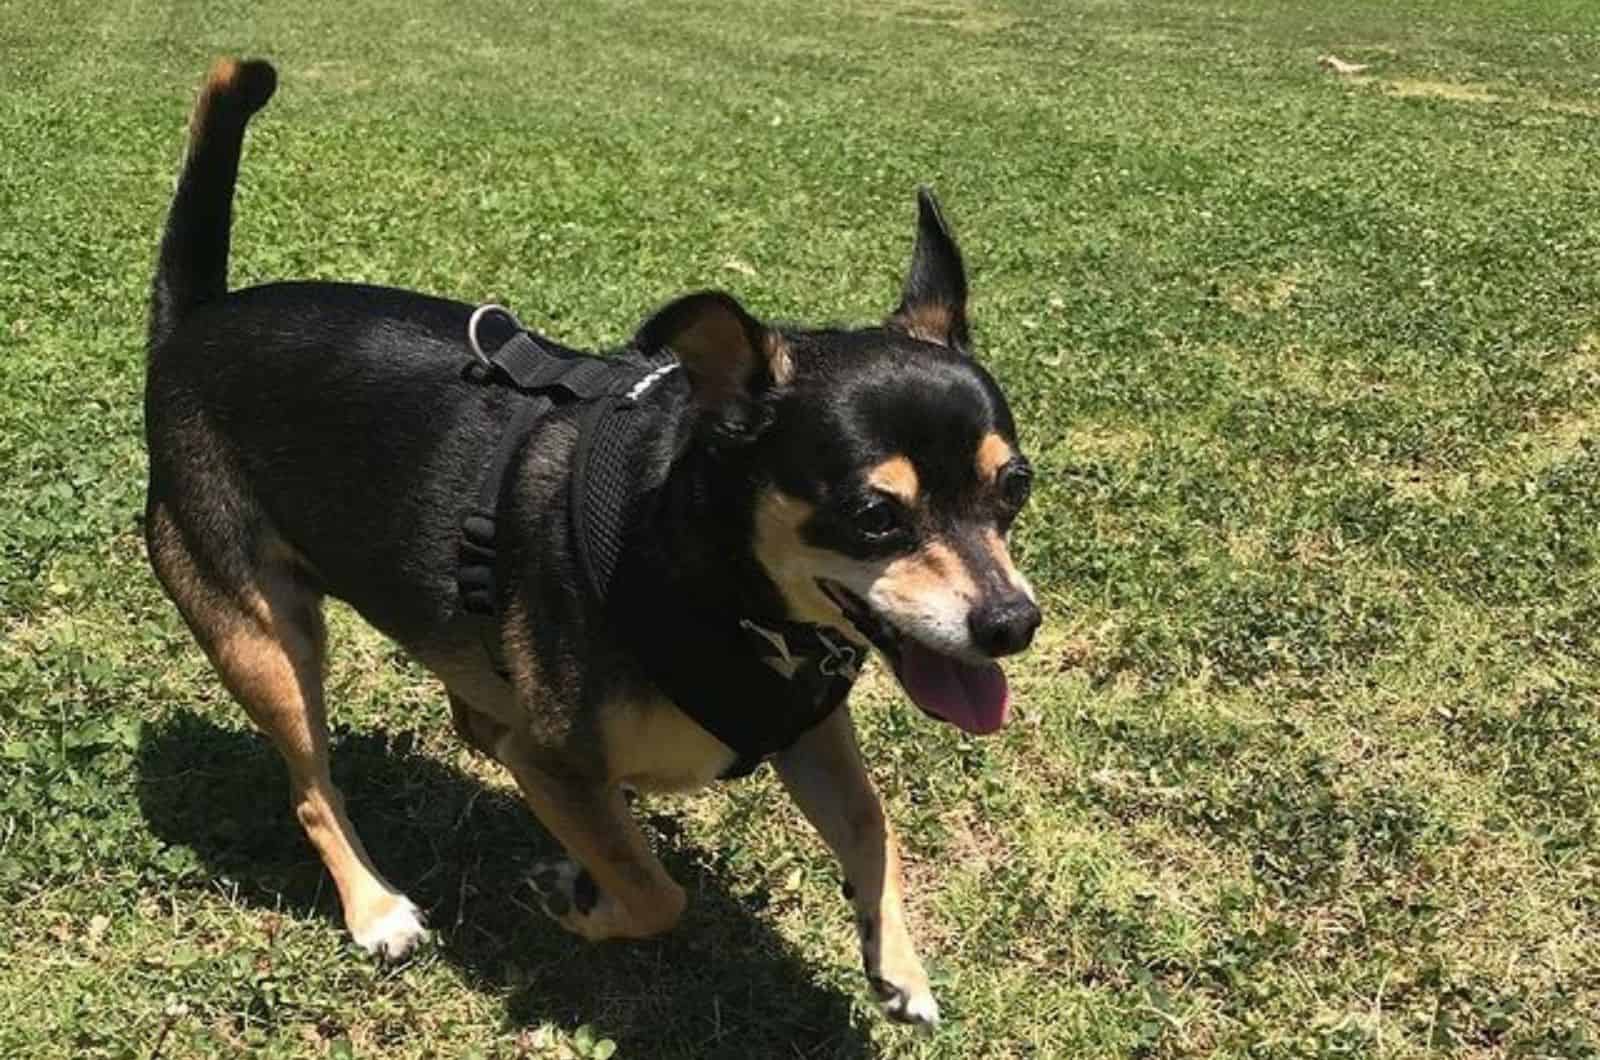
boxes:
[626,362,678,402]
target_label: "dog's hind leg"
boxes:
[774,708,939,1028]
[147,503,428,958]
[495,733,686,942]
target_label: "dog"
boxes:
[144,58,1040,1027]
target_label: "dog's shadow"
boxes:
[136,711,874,1059]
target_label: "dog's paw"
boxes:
[860,917,938,1029]
[350,894,429,960]
[870,974,941,1029]
[527,856,687,941]
[528,856,600,930]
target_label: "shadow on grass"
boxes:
[135,710,873,1060]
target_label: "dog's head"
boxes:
[637,189,1039,734]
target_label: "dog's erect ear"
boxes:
[887,187,970,351]
[635,290,792,442]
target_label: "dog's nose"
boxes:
[968,595,1041,657]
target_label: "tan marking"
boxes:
[753,486,983,643]
[774,711,932,1012]
[207,56,241,93]
[976,432,1014,483]
[766,331,794,386]
[890,301,959,346]
[874,540,976,607]
[187,58,240,140]
[753,488,861,629]
[599,690,737,792]
[496,729,688,940]
[147,506,411,946]
[867,455,919,505]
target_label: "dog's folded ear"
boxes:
[887,187,971,352]
[635,290,792,444]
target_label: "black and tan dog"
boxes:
[145,59,1039,1027]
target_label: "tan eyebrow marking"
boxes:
[866,455,920,505]
[976,432,1015,482]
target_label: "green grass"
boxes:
[3,0,1599,1056]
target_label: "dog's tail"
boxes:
[148,57,277,353]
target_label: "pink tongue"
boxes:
[895,641,1010,735]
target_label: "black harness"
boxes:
[457,307,859,777]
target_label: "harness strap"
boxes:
[457,313,656,619]
[486,331,626,400]
[458,398,548,617]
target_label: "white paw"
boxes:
[351,897,429,959]
[872,976,941,1029]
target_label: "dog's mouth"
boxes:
[818,580,1009,735]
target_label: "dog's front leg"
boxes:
[774,708,939,1027]
[496,731,687,942]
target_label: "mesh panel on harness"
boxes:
[572,393,649,606]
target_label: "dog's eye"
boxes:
[1000,464,1033,510]
[853,499,899,539]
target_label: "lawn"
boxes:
[2,0,1599,1056]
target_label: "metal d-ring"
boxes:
[466,303,523,368]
